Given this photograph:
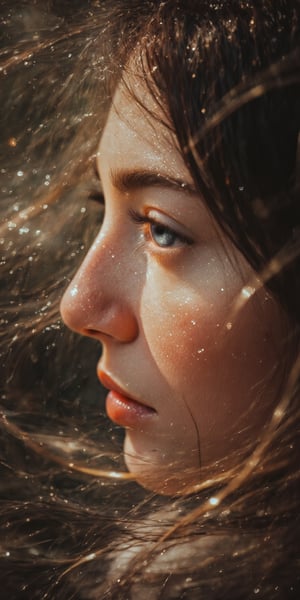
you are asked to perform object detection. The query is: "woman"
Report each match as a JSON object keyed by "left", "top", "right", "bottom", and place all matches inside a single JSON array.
[{"left": 1, "top": 1, "right": 299, "bottom": 598}]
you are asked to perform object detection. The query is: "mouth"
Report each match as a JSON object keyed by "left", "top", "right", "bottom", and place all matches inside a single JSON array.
[{"left": 97, "top": 370, "right": 157, "bottom": 429}]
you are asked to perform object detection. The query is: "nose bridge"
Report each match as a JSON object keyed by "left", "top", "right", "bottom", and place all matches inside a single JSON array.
[{"left": 60, "top": 229, "right": 138, "bottom": 342}]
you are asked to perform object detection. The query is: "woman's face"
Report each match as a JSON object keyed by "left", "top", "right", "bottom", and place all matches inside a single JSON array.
[{"left": 60, "top": 78, "right": 284, "bottom": 494}]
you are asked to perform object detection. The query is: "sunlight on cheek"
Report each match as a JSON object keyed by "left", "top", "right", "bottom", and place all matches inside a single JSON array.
[
  {"left": 148, "top": 284, "right": 234, "bottom": 383},
  {"left": 140, "top": 269, "right": 228, "bottom": 388}
]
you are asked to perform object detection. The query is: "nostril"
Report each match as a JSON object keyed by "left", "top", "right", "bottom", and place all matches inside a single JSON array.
[{"left": 84, "top": 327, "right": 104, "bottom": 338}]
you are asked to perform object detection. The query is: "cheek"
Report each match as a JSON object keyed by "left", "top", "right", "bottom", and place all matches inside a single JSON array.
[
  {"left": 139, "top": 260, "right": 229, "bottom": 388},
  {"left": 139, "top": 249, "right": 243, "bottom": 361},
  {"left": 140, "top": 266, "right": 284, "bottom": 457},
  {"left": 141, "top": 285, "right": 212, "bottom": 385}
]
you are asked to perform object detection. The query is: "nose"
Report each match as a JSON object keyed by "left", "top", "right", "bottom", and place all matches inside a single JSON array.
[{"left": 60, "top": 233, "right": 139, "bottom": 343}]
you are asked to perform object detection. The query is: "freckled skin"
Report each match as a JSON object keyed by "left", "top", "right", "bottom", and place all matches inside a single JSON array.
[{"left": 60, "top": 78, "right": 285, "bottom": 495}]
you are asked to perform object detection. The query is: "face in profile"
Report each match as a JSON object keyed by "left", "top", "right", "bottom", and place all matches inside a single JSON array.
[{"left": 60, "top": 75, "right": 285, "bottom": 495}]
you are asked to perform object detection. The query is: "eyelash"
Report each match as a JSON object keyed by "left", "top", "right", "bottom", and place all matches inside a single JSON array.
[
  {"left": 86, "top": 184, "right": 193, "bottom": 249},
  {"left": 129, "top": 208, "right": 193, "bottom": 249},
  {"left": 87, "top": 188, "right": 105, "bottom": 205}
]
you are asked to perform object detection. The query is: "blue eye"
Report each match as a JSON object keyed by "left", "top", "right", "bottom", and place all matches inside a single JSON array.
[
  {"left": 149, "top": 222, "right": 178, "bottom": 247},
  {"left": 129, "top": 209, "right": 192, "bottom": 249}
]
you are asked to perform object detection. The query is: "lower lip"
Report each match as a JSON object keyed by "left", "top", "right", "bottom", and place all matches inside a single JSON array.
[{"left": 106, "top": 390, "right": 156, "bottom": 429}]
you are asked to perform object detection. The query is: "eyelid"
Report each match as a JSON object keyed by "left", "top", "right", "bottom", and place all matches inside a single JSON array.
[
  {"left": 129, "top": 208, "right": 193, "bottom": 246},
  {"left": 87, "top": 188, "right": 105, "bottom": 204},
  {"left": 87, "top": 160, "right": 104, "bottom": 204},
  {"left": 87, "top": 175, "right": 105, "bottom": 205}
]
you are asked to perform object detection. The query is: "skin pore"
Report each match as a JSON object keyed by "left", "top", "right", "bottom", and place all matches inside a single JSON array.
[{"left": 60, "top": 75, "right": 285, "bottom": 495}]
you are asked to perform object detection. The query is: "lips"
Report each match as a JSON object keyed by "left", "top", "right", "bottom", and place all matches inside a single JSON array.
[{"left": 97, "top": 369, "right": 156, "bottom": 429}]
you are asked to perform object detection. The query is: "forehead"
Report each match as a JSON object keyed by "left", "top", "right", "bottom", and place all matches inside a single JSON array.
[{"left": 97, "top": 75, "right": 192, "bottom": 184}]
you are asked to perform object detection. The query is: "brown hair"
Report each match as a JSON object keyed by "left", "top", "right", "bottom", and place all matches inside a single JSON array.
[{"left": 0, "top": 1, "right": 299, "bottom": 598}]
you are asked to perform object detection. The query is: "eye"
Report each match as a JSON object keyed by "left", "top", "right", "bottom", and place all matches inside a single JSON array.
[
  {"left": 86, "top": 160, "right": 105, "bottom": 206},
  {"left": 149, "top": 222, "right": 179, "bottom": 247},
  {"left": 129, "top": 209, "right": 192, "bottom": 249},
  {"left": 87, "top": 189, "right": 105, "bottom": 206}
]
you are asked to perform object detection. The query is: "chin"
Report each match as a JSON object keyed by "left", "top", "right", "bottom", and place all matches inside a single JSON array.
[{"left": 123, "top": 434, "right": 200, "bottom": 496}]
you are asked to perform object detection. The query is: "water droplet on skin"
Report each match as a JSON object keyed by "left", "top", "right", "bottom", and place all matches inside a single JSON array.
[
  {"left": 70, "top": 285, "right": 78, "bottom": 297},
  {"left": 226, "top": 322, "right": 232, "bottom": 330},
  {"left": 17, "top": 170, "right": 24, "bottom": 177}
]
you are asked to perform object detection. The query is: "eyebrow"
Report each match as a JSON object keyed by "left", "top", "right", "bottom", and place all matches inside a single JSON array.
[{"left": 110, "top": 168, "right": 197, "bottom": 195}]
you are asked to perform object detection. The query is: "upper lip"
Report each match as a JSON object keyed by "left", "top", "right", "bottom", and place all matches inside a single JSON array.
[
  {"left": 97, "top": 369, "right": 156, "bottom": 412},
  {"left": 98, "top": 369, "right": 129, "bottom": 396}
]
